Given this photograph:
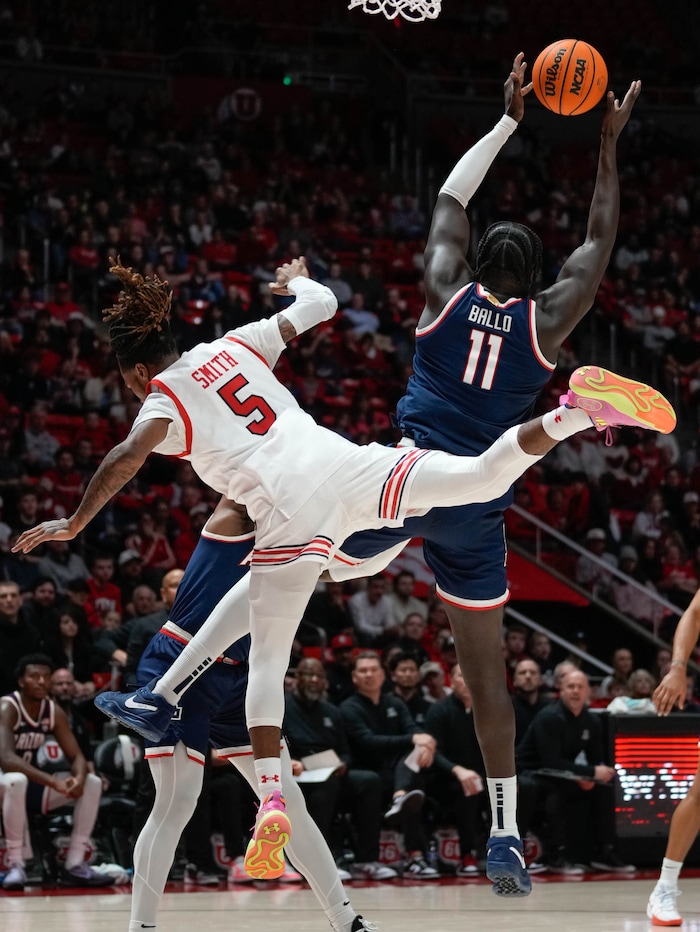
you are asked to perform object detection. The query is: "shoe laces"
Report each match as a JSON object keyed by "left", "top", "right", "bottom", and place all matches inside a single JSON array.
[{"left": 657, "top": 886, "right": 681, "bottom": 909}]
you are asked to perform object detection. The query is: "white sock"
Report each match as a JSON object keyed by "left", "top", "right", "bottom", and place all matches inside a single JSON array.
[
  {"left": 152, "top": 640, "right": 215, "bottom": 705},
  {"left": 255, "top": 757, "right": 282, "bottom": 797},
  {"left": 542, "top": 405, "right": 593, "bottom": 442},
  {"left": 658, "top": 856, "right": 682, "bottom": 889},
  {"left": 326, "top": 898, "right": 356, "bottom": 932},
  {"left": 487, "top": 776, "right": 519, "bottom": 838}
]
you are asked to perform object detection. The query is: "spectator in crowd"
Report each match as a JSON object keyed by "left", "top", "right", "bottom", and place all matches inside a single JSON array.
[
  {"left": 420, "top": 660, "right": 452, "bottom": 704},
  {"left": 325, "top": 634, "right": 357, "bottom": 706},
  {"left": 303, "top": 580, "right": 354, "bottom": 644},
  {"left": 21, "top": 403, "right": 60, "bottom": 475},
  {"left": 575, "top": 528, "right": 618, "bottom": 598},
  {"left": 632, "top": 490, "right": 669, "bottom": 543},
  {"left": 388, "top": 653, "right": 431, "bottom": 726},
  {"left": 85, "top": 553, "right": 123, "bottom": 630},
  {"left": 0, "top": 580, "right": 39, "bottom": 695},
  {"left": 387, "top": 612, "right": 431, "bottom": 668},
  {"left": 340, "top": 651, "right": 439, "bottom": 880},
  {"left": 20, "top": 574, "right": 60, "bottom": 640},
  {"left": 41, "top": 604, "right": 97, "bottom": 698},
  {"left": 115, "top": 548, "right": 148, "bottom": 606},
  {"left": 0, "top": 654, "right": 112, "bottom": 890},
  {"left": 124, "top": 510, "right": 178, "bottom": 573},
  {"left": 516, "top": 669, "right": 633, "bottom": 875},
  {"left": 284, "top": 657, "right": 395, "bottom": 882},
  {"left": 606, "top": 668, "right": 657, "bottom": 714},
  {"left": 503, "top": 623, "right": 528, "bottom": 686},
  {"left": 528, "top": 631, "right": 556, "bottom": 690},
  {"left": 36, "top": 538, "right": 89, "bottom": 594},
  {"left": 50, "top": 667, "right": 95, "bottom": 764},
  {"left": 425, "top": 663, "right": 487, "bottom": 876},
  {"left": 608, "top": 544, "right": 665, "bottom": 631},
  {"left": 598, "top": 647, "right": 634, "bottom": 699},
  {"left": 348, "top": 574, "right": 398, "bottom": 647},
  {"left": 511, "top": 658, "right": 550, "bottom": 746},
  {"left": 387, "top": 570, "right": 428, "bottom": 629}
]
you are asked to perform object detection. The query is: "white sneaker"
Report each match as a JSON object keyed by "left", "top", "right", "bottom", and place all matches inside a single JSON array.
[
  {"left": 227, "top": 856, "right": 256, "bottom": 884},
  {"left": 351, "top": 861, "right": 398, "bottom": 881},
  {"left": 383, "top": 789, "right": 424, "bottom": 824},
  {"left": 337, "top": 866, "right": 352, "bottom": 881},
  {"left": 2, "top": 864, "right": 27, "bottom": 891},
  {"left": 402, "top": 856, "right": 440, "bottom": 880},
  {"left": 647, "top": 885, "right": 682, "bottom": 926}
]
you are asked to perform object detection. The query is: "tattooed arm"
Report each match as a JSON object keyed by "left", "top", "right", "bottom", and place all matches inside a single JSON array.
[{"left": 12, "top": 418, "right": 170, "bottom": 553}]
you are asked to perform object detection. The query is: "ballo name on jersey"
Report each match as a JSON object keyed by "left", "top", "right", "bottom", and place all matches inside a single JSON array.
[
  {"left": 467, "top": 304, "right": 512, "bottom": 332},
  {"left": 191, "top": 349, "right": 238, "bottom": 388}
]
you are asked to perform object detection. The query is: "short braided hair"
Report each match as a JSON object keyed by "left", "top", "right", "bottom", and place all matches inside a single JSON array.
[
  {"left": 103, "top": 258, "right": 177, "bottom": 369},
  {"left": 475, "top": 221, "right": 542, "bottom": 296}
]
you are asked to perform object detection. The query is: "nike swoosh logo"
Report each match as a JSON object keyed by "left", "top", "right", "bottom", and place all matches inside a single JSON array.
[
  {"left": 343, "top": 901, "right": 350, "bottom": 906},
  {"left": 125, "top": 695, "right": 158, "bottom": 711},
  {"left": 509, "top": 846, "right": 526, "bottom": 870}
]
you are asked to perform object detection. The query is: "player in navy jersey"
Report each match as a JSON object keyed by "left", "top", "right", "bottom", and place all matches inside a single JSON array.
[
  {"left": 0, "top": 654, "right": 112, "bottom": 890},
  {"left": 334, "top": 55, "right": 642, "bottom": 896},
  {"left": 128, "top": 498, "right": 377, "bottom": 932}
]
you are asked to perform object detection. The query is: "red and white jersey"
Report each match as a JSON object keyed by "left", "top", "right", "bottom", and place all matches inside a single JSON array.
[{"left": 131, "top": 289, "right": 355, "bottom": 525}]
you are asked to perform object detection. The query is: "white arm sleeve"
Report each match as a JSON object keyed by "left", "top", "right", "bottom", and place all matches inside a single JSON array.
[
  {"left": 439, "top": 114, "right": 518, "bottom": 209},
  {"left": 280, "top": 275, "right": 338, "bottom": 337}
]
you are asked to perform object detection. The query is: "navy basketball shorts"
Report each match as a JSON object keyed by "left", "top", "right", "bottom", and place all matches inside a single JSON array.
[
  {"left": 340, "top": 497, "right": 510, "bottom": 610},
  {"left": 139, "top": 632, "right": 250, "bottom": 763}
]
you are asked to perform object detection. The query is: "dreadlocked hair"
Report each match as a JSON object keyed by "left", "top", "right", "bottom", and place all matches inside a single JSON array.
[
  {"left": 103, "top": 258, "right": 177, "bottom": 370},
  {"left": 475, "top": 222, "right": 542, "bottom": 297}
]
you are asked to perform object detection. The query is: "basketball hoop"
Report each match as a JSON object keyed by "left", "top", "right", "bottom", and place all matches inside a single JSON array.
[{"left": 348, "top": 0, "right": 441, "bottom": 22}]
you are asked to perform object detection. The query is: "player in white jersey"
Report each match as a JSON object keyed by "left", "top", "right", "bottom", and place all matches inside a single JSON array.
[{"left": 14, "top": 256, "right": 675, "bottom": 879}]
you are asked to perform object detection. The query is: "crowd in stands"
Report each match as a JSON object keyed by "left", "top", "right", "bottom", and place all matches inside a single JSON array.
[{"left": 0, "top": 2, "right": 699, "bottom": 887}]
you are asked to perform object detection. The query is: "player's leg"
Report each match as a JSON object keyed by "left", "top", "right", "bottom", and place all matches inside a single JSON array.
[
  {"left": 444, "top": 601, "right": 531, "bottom": 896},
  {"left": 231, "top": 743, "right": 377, "bottom": 932},
  {"left": 240, "top": 559, "right": 326, "bottom": 874},
  {"left": 129, "top": 743, "right": 204, "bottom": 932},
  {"left": 403, "top": 369, "right": 676, "bottom": 514},
  {"left": 0, "top": 772, "right": 29, "bottom": 890},
  {"left": 42, "top": 773, "right": 113, "bottom": 886},
  {"left": 647, "top": 759, "right": 700, "bottom": 926}
]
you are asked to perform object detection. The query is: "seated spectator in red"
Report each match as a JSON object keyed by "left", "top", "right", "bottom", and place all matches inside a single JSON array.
[
  {"left": 201, "top": 229, "right": 237, "bottom": 269},
  {"left": 611, "top": 454, "right": 648, "bottom": 512},
  {"left": 538, "top": 485, "right": 570, "bottom": 535},
  {"left": 124, "top": 510, "right": 177, "bottom": 573},
  {"left": 565, "top": 472, "right": 591, "bottom": 538},
  {"left": 85, "top": 554, "right": 122, "bottom": 630},
  {"left": 74, "top": 411, "right": 115, "bottom": 458},
  {"left": 657, "top": 539, "right": 698, "bottom": 610},
  {"left": 45, "top": 281, "right": 80, "bottom": 324},
  {"left": 41, "top": 447, "right": 85, "bottom": 517}
]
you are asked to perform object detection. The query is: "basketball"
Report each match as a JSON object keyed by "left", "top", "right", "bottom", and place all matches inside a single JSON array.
[{"left": 531, "top": 40, "right": 608, "bottom": 116}]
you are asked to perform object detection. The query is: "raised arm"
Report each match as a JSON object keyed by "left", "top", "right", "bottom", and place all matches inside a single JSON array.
[
  {"left": 536, "top": 81, "right": 642, "bottom": 359},
  {"left": 654, "top": 587, "right": 700, "bottom": 715},
  {"left": 12, "top": 418, "right": 169, "bottom": 553},
  {"left": 268, "top": 256, "right": 337, "bottom": 343},
  {"left": 422, "top": 52, "right": 531, "bottom": 320}
]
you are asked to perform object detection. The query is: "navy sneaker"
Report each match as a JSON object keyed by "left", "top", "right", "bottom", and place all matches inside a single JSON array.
[
  {"left": 486, "top": 835, "right": 532, "bottom": 897},
  {"left": 95, "top": 685, "right": 175, "bottom": 742}
]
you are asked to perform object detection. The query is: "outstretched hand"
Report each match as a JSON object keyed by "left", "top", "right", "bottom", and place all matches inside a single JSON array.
[
  {"left": 12, "top": 517, "right": 76, "bottom": 554},
  {"left": 505, "top": 52, "right": 532, "bottom": 123},
  {"left": 602, "top": 80, "right": 641, "bottom": 141},
  {"left": 269, "top": 256, "right": 310, "bottom": 296},
  {"left": 653, "top": 665, "right": 686, "bottom": 716}
]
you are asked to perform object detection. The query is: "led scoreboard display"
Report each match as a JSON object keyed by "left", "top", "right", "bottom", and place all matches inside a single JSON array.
[{"left": 609, "top": 715, "right": 700, "bottom": 859}]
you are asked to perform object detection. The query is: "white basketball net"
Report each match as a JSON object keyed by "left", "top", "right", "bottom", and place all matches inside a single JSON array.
[{"left": 348, "top": 0, "right": 441, "bottom": 22}]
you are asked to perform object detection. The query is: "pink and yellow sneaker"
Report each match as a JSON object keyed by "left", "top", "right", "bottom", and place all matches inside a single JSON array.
[
  {"left": 563, "top": 365, "right": 676, "bottom": 435},
  {"left": 243, "top": 790, "right": 291, "bottom": 879}
]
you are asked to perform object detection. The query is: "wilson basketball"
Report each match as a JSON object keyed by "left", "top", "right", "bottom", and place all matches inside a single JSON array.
[{"left": 531, "top": 40, "right": 608, "bottom": 116}]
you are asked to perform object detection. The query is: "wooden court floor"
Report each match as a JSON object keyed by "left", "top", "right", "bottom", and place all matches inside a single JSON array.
[{"left": 3, "top": 876, "right": 700, "bottom": 932}]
